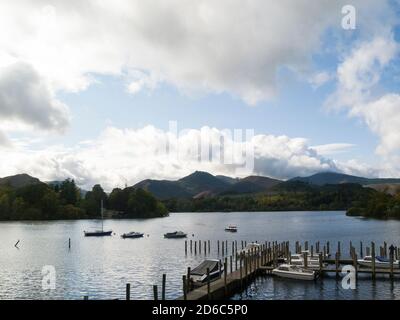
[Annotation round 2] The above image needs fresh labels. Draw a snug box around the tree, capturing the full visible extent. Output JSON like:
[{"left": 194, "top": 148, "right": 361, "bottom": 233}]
[{"left": 59, "top": 179, "right": 80, "bottom": 206}]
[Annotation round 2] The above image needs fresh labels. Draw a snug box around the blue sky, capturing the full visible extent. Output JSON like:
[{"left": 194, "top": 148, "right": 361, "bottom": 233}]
[{"left": 0, "top": 1, "right": 399, "bottom": 190}]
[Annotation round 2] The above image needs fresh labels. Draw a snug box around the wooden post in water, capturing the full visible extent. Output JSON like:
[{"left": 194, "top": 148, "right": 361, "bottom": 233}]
[
  {"left": 154, "top": 285, "right": 159, "bottom": 301},
  {"left": 224, "top": 258, "right": 228, "bottom": 297},
  {"left": 337, "top": 241, "right": 341, "bottom": 258},
  {"left": 218, "top": 240, "right": 220, "bottom": 254},
  {"left": 190, "top": 240, "right": 192, "bottom": 253},
  {"left": 349, "top": 241, "right": 352, "bottom": 256},
  {"left": 311, "top": 245, "right": 314, "bottom": 258},
  {"left": 384, "top": 242, "right": 387, "bottom": 257},
  {"left": 222, "top": 241, "right": 225, "bottom": 256},
  {"left": 239, "top": 254, "right": 243, "bottom": 289},
  {"left": 305, "top": 241, "right": 308, "bottom": 251},
  {"left": 208, "top": 240, "right": 211, "bottom": 253},
  {"left": 360, "top": 241, "right": 363, "bottom": 258},
  {"left": 194, "top": 241, "right": 197, "bottom": 255},
  {"left": 68, "top": 238, "right": 71, "bottom": 249},
  {"left": 162, "top": 274, "right": 166, "bottom": 300},
  {"left": 185, "top": 240, "right": 187, "bottom": 254},
  {"left": 390, "top": 250, "right": 394, "bottom": 280},
  {"left": 319, "top": 253, "right": 323, "bottom": 276},
  {"left": 204, "top": 241, "right": 206, "bottom": 256},
  {"left": 371, "top": 242, "right": 376, "bottom": 279},
  {"left": 182, "top": 276, "right": 186, "bottom": 301},
  {"left": 352, "top": 253, "right": 358, "bottom": 279},
  {"left": 186, "top": 268, "right": 191, "bottom": 293},
  {"left": 207, "top": 268, "right": 211, "bottom": 300},
  {"left": 199, "top": 240, "right": 201, "bottom": 254},
  {"left": 303, "top": 252, "right": 308, "bottom": 268},
  {"left": 323, "top": 246, "right": 326, "bottom": 259},
  {"left": 126, "top": 283, "right": 130, "bottom": 300},
  {"left": 316, "top": 241, "right": 320, "bottom": 253},
  {"left": 230, "top": 255, "right": 233, "bottom": 274},
  {"left": 335, "top": 252, "right": 339, "bottom": 277},
  {"left": 327, "top": 241, "right": 330, "bottom": 255}
]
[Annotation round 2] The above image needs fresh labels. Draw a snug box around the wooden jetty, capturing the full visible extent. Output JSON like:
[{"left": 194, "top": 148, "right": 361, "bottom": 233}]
[{"left": 176, "top": 239, "right": 400, "bottom": 300}]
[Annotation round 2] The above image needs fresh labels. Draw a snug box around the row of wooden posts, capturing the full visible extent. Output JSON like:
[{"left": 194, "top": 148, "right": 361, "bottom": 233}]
[{"left": 83, "top": 240, "right": 400, "bottom": 300}]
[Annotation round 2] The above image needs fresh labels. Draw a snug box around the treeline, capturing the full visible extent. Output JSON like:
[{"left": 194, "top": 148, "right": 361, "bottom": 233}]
[
  {"left": 163, "top": 183, "right": 376, "bottom": 212},
  {"left": 0, "top": 179, "right": 168, "bottom": 220},
  {"left": 347, "top": 187, "right": 400, "bottom": 219}
]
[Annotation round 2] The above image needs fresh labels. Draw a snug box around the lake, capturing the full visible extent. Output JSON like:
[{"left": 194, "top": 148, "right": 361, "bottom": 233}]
[{"left": 0, "top": 211, "right": 400, "bottom": 300}]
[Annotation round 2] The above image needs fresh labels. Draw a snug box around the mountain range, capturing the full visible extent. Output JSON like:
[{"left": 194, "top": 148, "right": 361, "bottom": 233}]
[{"left": 1, "top": 171, "right": 400, "bottom": 199}]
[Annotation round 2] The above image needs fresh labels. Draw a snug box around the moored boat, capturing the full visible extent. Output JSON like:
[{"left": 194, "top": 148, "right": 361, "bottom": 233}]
[
  {"left": 357, "top": 255, "right": 400, "bottom": 269},
  {"left": 164, "top": 231, "right": 187, "bottom": 238},
  {"left": 272, "top": 264, "right": 317, "bottom": 281},
  {"left": 121, "top": 231, "right": 144, "bottom": 239},
  {"left": 189, "top": 259, "right": 224, "bottom": 286},
  {"left": 84, "top": 200, "right": 112, "bottom": 237},
  {"left": 225, "top": 225, "right": 238, "bottom": 232}
]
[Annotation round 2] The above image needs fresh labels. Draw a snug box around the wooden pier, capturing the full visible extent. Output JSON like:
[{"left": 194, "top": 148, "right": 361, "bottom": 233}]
[{"left": 176, "top": 240, "right": 400, "bottom": 300}]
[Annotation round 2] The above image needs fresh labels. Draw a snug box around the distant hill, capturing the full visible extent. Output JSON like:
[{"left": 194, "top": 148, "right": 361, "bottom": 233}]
[
  {"left": 223, "top": 176, "right": 281, "bottom": 194},
  {"left": 215, "top": 175, "right": 240, "bottom": 185},
  {"left": 290, "top": 172, "right": 400, "bottom": 186},
  {"left": 133, "top": 179, "right": 192, "bottom": 200},
  {"left": 179, "top": 171, "right": 229, "bottom": 194},
  {"left": 0, "top": 174, "right": 42, "bottom": 189}
]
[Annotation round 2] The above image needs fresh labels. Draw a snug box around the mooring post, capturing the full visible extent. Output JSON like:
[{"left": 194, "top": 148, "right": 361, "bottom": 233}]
[
  {"left": 311, "top": 245, "right": 314, "bottom": 258},
  {"left": 162, "top": 274, "right": 166, "bottom": 300},
  {"left": 224, "top": 258, "right": 228, "bottom": 297},
  {"left": 185, "top": 240, "right": 187, "bottom": 254},
  {"left": 207, "top": 268, "right": 211, "bottom": 300},
  {"left": 239, "top": 254, "right": 243, "bottom": 289},
  {"left": 337, "top": 241, "right": 341, "bottom": 258},
  {"left": 353, "top": 253, "right": 358, "bottom": 279},
  {"left": 208, "top": 240, "right": 211, "bottom": 253},
  {"left": 186, "top": 268, "right": 191, "bottom": 293},
  {"left": 190, "top": 240, "right": 192, "bottom": 253},
  {"left": 323, "top": 246, "right": 326, "bottom": 259},
  {"left": 154, "top": 285, "right": 159, "bottom": 301},
  {"left": 371, "top": 242, "right": 376, "bottom": 279},
  {"left": 350, "top": 241, "right": 352, "bottom": 256},
  {"left": 327, "top": 241, "right": 330, "bottom": 255},
  {"left": 218, "top": 240, "right": 220, "bottom": 254},
  {"left": 204, "top": 241, "right": 206, "bottom": 256},
  {"left": 194, "top": 240, "right": 197, "bottom": 255},
  {"left": 335, "top": 252, "right": 339, "bottom": 277},
  {"left": 390, "top": 249, "right": 394, "bottom": 280},
  {"left": 222, "top": 241, "right": 225, "bottom": 256},
  {"left": 305, "top": 241, "right": 308, "bottom": 251},
  {"left": 199, "top": 240, "right": 201, "bottom": 254},
  {"left": 384, "top": 242, "right": 388, "bottom": 257},
  {"left": 360, "top": 241, "right": 363, "bottom": 258},
  {"left": 68, "top": 238, "right": 71, "bottom": 249},
  {"left": 126, "top": 283, "right": 131, "bottom": 300},
  {"left": 230, "top": 255, "right": 233, "bottom": 274},
  {"left": 319, "top": 253, "right": 323, "bottom": 276},
  {"left": 182, "top": 276, "right": 187, "bottom": 300},
  {"left": 303, "top": 252, "right": 308, "bottom": 268}
]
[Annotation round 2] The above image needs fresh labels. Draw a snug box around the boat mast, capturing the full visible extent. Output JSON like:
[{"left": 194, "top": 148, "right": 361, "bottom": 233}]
[{"left": 101, "top": 199, "right": 104, "bottom": 232}]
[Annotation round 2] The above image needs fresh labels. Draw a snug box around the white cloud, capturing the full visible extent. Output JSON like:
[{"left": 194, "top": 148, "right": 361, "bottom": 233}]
[
  {"left": 0, "top": 63, "right": 70, "bottom": 133},
  {"left": 327, "top": 35, "right": 400, "bottom": 174},
  {"left": 311, "top": 143, "right": 355, "bottom": 156},
  {"left": 308, "top": 72, "right": 332, "bottom": 89},
  {"left": 0, "top": 0, "right": 393, "bottom": 106},
  {"left": 0, "top": 125, "right": 376, "bottom": 191}
]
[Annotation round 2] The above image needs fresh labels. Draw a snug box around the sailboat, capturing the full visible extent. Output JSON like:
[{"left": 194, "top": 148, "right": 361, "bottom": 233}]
[{"left": 84, "top": 200, "right": 113, "bottom": 237}]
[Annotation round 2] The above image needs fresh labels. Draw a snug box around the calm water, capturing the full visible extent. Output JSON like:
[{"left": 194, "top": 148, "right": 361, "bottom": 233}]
[{"left": 0, "top": 211, "right": 400, "bottom": 300}]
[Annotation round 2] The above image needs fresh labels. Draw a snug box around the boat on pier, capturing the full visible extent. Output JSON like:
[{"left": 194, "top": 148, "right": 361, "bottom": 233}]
[
  {"left": 358, "top": 255, "right": 400, "bottom": 269},
  {"left": 272, "top": 264, "right": 317, "bottom": 281},
  {"left": 190, "top": 259, "right": 224, "bottom": 286}
]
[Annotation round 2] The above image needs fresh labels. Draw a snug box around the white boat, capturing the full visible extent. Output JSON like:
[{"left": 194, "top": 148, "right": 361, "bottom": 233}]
[
  {"left": 121, "top": 231, "right": 144, "bottom": 239},
  {"left": 272, "top": 264, "right": 317, "bottom": 281},
  {"left": 357, "top": 255, "right": 400, "bottom": 269},
  {"left": 286, "top": 254, "right": 327, "bottom": 269},
  {"left": 225, "top": 225, "right": 238, "bottom": 232},
  {"left": 190, "top": 259, "right": 224, "bottom": 286},
  {"left": 84, "top": 200, "right": 112, "bottom": 237},
  {"left": 240, "top": 242, "right": 261, "bottom": 255},
  {"left": 164, "top": 231, "right": 187, "bottom": 239}
]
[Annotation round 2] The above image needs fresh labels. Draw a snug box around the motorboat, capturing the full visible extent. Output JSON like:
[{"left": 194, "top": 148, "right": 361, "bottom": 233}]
[
  {"left": 286, "top": 254, "right": 327, "bottom": 269},
  {"left": 357, "top": 255, "right": 400, "bottom": 269},
  {"left": 272, "top": 264, "right": 317, "bottom": 281},
  {"left": 190, "top": 259, "right": 224, "bottom": 286},
  {"left": 164, "top": 231, "right": 187, "bottom": 239},
  {"left": 225, "top": 225, "right": 238, "bottom": 232},
  {"left": 84, "top": 200, "right": 112, "bottom": 237},
  {"left": 121, "top": 231, "right": 144, "bottom": 239}
]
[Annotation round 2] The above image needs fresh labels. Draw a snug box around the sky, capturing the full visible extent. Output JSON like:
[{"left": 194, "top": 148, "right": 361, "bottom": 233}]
[{"left": 0, "top": 1, "right": 400, "bottom": 191}]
